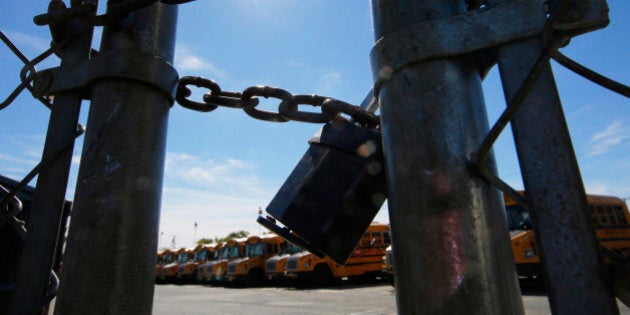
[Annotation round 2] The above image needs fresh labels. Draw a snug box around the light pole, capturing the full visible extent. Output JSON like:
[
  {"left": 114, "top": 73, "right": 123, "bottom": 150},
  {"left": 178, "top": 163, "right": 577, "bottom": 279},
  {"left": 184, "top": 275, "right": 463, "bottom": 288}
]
[
  {"left": 258, "top": 207, "right": 263, "bottom": 236},
  {"left": 194, "top": 222, "right": 198, "bottom": 246}
]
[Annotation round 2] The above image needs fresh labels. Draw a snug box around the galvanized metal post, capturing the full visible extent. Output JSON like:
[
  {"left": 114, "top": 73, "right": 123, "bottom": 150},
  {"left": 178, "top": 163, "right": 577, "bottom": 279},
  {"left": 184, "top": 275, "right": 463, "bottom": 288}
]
[
  {"left": 489, "top": 1, "right": 619, "bottom": 312},
  {"left": 54, "top": 2, "right": 177, "bottom": 314},
  {"left": 9, "top": 3, "right": 95, "bottom": 314},
  {"left": 370, "top": 1, "right": 524, "bottom": 314}
]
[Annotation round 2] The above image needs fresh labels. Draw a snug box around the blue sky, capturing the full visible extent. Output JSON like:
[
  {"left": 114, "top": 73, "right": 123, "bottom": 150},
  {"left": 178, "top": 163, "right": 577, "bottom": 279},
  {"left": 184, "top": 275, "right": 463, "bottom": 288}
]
[{"left": 1, "top": 1, "right": 628, "bottom": 250}]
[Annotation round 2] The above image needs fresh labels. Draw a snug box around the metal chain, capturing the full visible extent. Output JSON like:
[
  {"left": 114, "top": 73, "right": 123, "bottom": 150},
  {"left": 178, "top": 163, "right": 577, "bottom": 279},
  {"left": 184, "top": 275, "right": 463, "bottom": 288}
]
[{"left": 176, "top": 76, "right": 381, "bottom": 127}]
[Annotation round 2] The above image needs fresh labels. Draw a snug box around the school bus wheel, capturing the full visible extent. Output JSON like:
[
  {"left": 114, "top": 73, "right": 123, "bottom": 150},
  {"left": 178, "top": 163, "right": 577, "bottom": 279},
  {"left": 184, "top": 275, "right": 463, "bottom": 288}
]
[
  {"left": 313, "top": 264, "right": 333, "bottom": 287},
  {"left": 246, "top": 268, "right": 264, "bottom": 286}
]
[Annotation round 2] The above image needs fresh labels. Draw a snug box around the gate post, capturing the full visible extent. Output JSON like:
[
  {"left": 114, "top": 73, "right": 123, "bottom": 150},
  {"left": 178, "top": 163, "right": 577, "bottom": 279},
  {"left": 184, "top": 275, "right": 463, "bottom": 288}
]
[
  {"left": 487, "top": 0, "right": 619, "bottom": 312},
  {"left": 370, "top": 0, "right": 524, "bottom": 313},
  {"left": 9, "top": 2, "right": 96, "bottom": 313},
  {"left": 54, "top": 1, "right": 178, "bottom": 313}
]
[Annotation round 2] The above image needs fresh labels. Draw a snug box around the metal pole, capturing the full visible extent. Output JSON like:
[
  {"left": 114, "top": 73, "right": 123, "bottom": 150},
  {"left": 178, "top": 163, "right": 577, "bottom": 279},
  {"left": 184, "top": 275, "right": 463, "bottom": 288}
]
[
  {"left": 488, "top": 4, "right": 619, "bottom": 312},
  {"left": 370, "top": 1, "right": 524, "bottom": 314},
  {"left": 54, "top": 2, "right": 177, "bottom": 313},
  {"left": 10, "top": 3, "right": 95, "bottom": 313}
]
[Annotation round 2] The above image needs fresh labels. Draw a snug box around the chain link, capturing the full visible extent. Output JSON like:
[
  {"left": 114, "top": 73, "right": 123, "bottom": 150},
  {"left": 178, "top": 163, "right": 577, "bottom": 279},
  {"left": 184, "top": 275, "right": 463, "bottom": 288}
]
[{"left": 176, "top": 76, "right": 381, "bottom": 127}]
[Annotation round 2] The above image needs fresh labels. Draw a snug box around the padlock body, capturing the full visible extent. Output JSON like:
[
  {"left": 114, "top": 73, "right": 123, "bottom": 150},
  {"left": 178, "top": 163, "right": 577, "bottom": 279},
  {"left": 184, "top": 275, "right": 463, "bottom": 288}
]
[{"left": 265, "top": 119, "right": 386, "bottom": 265}]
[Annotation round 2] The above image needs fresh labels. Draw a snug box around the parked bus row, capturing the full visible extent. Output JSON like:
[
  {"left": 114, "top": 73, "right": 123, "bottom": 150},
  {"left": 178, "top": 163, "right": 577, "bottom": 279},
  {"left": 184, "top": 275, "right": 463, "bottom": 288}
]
[{"left": 156, "top": 223, "right": 392, "bottom": 287}]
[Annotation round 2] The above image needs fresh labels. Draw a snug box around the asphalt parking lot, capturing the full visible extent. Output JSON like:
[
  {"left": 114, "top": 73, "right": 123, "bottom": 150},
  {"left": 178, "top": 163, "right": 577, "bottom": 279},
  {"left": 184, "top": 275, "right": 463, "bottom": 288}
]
[{"left": 153, "top": 282, "right": 630, "bottom": 315}]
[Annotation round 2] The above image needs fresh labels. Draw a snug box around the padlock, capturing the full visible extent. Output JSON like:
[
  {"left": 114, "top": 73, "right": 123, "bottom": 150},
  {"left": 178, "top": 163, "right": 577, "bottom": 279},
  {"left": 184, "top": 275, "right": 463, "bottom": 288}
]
[{"left": 257, "top": 118, "right": 386, "bottom": 265}]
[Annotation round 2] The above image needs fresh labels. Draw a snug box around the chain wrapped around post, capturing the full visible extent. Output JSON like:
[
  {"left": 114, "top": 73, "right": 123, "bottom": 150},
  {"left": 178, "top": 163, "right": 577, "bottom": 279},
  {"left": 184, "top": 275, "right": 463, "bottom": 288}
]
[{"left": 176, "top": 76, "right": 380, "bottom": 127}]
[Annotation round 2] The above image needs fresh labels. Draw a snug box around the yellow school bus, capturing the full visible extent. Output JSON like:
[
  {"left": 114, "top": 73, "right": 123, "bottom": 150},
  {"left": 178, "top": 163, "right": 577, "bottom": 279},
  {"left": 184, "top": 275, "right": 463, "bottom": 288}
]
[
  {"left": 177, "top": 244, "right": 214, "bottom": 282},
  {"left": 264, "top": 241, "right": 303, "bottom": 282},
  {"left": 155, "top": 249, "right": 171, "bottom": 283},
  {"left": 285, "top": 223, "right": 390, "bottom": 286},
  {"left": 197, "top": 242, "right": 223, "bottom": 282},
  {"left": 204, "top": 238, "right": 246, "bottom": 284},
  {"left": 156, "top": 249, "right": 176, "bottom": 283},
  {"left": 160, "top": 247, "right": 191, "bottom": 282},
  {"left": 381, "top": 245, "right": 393, "bottom": 285},
  {"left": 226, "top": 235, "right": 285, "bottom": 285},
  {"left": 506, "top": 192, "right": 630, "bottom": 288}
]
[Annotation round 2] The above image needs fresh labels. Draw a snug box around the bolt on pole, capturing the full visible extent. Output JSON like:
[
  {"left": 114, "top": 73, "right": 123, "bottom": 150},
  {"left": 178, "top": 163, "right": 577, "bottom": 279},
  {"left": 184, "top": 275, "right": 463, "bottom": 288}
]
[
  {"left": 487, "top": 2, "right": 619, "bottom": 312},
  {"left": 9, "top": 3, "right": 95, "bottom": 314},
  {"left": 370, "top": 0, "right": 524, "bottom": 314},
  {"left": 54, "top": 2, "right": 177, "bottom": 314}
]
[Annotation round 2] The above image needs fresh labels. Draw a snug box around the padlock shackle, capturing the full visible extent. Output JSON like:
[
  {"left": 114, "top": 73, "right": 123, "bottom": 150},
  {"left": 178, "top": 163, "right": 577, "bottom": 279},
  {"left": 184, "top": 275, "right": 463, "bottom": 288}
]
[{"left": 359, "top": 89, "right": 379, "bottom": 113}]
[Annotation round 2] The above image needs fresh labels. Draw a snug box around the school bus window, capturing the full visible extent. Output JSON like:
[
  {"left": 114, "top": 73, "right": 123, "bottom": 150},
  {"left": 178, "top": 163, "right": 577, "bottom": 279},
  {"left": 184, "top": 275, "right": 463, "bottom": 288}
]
[
  {"left": 359, "top": 233, "right": 371, "bottom": 246},
  {"left": 369, "top": 233, "right": 380, "bottom": 246},
  {"left": 377, "top": 232, "right": 384, "bottom": 245},
  {"left": 506, "top": 204, "right": 532, "bottom": 230},
  {"left": 384, "top": 231, "right": 391, "bottom": 245},
  {"left": 597, "top": 205, "right": 608, "bottom": 224},
  {"left": 605, "top": 205, "right": 617, "bottom": 224},
  {"left": 589, "top": 206, "right": 599, "bottom": 224},
  {"left": 369, "top": 233, "right": 376, "bottom": 245},
  {"left": 615, "top": 205, "right": 628, "bottom": 224}
]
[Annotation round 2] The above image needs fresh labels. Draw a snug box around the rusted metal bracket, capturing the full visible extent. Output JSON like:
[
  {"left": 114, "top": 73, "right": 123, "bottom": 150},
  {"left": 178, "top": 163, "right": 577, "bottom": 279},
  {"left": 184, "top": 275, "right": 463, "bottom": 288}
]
[
  {"left": 32, "top": 49, "right": 179, "bottom": 104},
  {"left": 370, "top": 0, "right": 608, "bottom": 86}
]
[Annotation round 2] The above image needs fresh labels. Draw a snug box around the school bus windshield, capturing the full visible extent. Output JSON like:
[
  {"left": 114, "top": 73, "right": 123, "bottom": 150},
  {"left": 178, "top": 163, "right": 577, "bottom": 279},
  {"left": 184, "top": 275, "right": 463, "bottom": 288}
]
[
  {"left": 245, "top": 243, "right": 263, "bottom": 257},
  {"left": 194, "top": 250, "right": 209, "bottom": 261},
  {"left": 506, "top": 204, "right": 532, "bottom": 231},
  {"left": 163, "top": 254, "right": 174, "bottom": 264},
  {"left": 177, "top": 253, "right": 189, "bottom": 263},
  {"left": 217, "top": 247, "right": 229, "bottom": 259},
  {"left": 283, "top": 242, "right": 302, "bottom": 255},
  {"left": 226, "top": 245, "right": 240, "bottom": 258}
]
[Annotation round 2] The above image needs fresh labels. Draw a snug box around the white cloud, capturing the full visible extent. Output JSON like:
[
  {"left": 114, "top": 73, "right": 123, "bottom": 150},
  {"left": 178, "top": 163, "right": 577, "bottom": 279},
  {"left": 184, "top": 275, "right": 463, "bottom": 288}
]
[
  {"left": 1, "top": 30, "right": 50, "bottom": 52},
  {"left": 584, "top": 181, "right": 611, "bottom": 195},
  {"left": 316, "top": 71, "right": 342, "bottom": 95},
  {"left": 284, "top": 59, "right": 343, "bottom": 95},
  {"left": 587, "top": 121, "right": 624, "bottom": 156},
  {"left": 0, "top": 152, "right": 36, "bottom": 166},
  {"left": 174, "top": 45, "right": 227, "bottom": 78},
  {"left": 159, "top": 207, "right": 263, "bottom": 250},
  {"left": 283, "top": 59, "right": 307, "bottom": 69},
  {"left": 0, "top": 135, "right": 45, "bottom": 178},
  {"left": 71, "top": 154, "right": 82, "bottom": 165},
  {"left": 583, "top": 179, "right": 630, "bottom": 199},
  {"left": 159, "top": 152, "right": 275, "bottom": 248},
  {"left": 164, "top": 152, "right": 264, "bottom": 194},
  {"left": 567, "top": 104, "right": 593, "bottom": 120}
]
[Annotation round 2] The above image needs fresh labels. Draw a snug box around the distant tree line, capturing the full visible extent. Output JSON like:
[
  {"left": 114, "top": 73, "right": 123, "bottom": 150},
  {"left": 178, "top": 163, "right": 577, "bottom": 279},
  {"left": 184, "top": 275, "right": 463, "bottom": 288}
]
[{"left": 196, "top": 230, "right": 250, "bottom": 245}]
